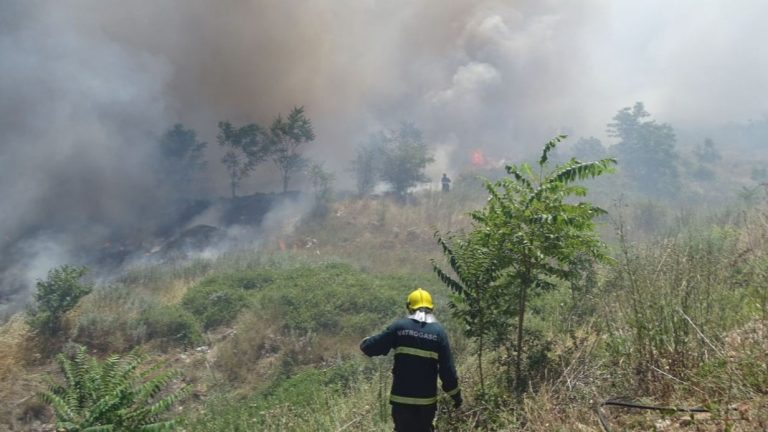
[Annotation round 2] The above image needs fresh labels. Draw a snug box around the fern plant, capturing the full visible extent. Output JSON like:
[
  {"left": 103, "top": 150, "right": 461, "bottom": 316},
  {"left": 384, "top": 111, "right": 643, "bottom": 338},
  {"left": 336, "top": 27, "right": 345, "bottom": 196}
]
[{"left": 40, "top": 346, "right": 188, "bottom": 431}]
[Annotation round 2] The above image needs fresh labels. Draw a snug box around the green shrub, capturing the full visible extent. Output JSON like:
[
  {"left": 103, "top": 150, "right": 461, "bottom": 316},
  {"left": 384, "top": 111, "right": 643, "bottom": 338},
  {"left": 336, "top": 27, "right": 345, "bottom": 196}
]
[
  {"left": 604, "top": 223, "right": 753, "bottom": 393},
  {"left": 181, "top": 280, "right": 250, "bottom": 330},
  {"left": 179, "top": 268, "right": 282, "bottom": 332},
  {"left": 140, "top": 304, "right": 203, "bottom": 349},
  {"left": 212, "top": 262, "right": 434, "bottom": 386},
  {"left": 254, "top": 263, "right": 405, "bottom": 336},
  {"left": 71, "top": 284, "right": 151, "bottom": 353},
  {"left": 197, "top": 268, "right": 278, "bottom": 291},
  {"left": 27, "top": 265, "right": 92, "bottom": 337},
  {"left": 187, "top": 360, "right": 371, "bottom": 431},
  {"left": 72, "top": 311, "right": 145, "bottom": 353}
]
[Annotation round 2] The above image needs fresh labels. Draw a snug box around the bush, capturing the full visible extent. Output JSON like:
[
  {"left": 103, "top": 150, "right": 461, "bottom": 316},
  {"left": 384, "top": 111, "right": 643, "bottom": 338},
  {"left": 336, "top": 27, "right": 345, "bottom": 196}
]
[
  {"left": 181, "top": 278, "right": 250, "bottom": 330},
  {"left": 603, "top": 224, "right": 752, "bottom": 393},
  {"left": 180, "top": 269, "right": 281, "bottom": 332},
  {"left": 213, "top": 262, "right": 429, "bottom": 385},
  {"left": 72, "top": 311, "right": 144, "bottom": 353},
  {"left": 70, "top": 284, "right": 151, "bottom": 353},
  {"left": 255, "top": 263, "right": 406, "bottom": 336},
  {"left": 215, "top": 311, "right": 281, "bottom": 384},
  {"left": 27, "top": 265, "right": 92, "bottom": 337},
  {"left": 187, "top": 360, "right": 374, "bottom": 431},
  {"left": 140, "top": 304, "right": 203, "bottom": 349}
]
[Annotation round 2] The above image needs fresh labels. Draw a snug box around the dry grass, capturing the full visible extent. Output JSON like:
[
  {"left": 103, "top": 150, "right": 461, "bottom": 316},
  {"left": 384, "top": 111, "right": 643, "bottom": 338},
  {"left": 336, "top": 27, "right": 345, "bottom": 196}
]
[
  {"left": 0, "top": 314, "right": 28, "bottom": 380},
  {"left": 0, "top": 315, "right": 54, "bottom": 431},
  {"left": 289, "top": 196, "right": 475, "bottom": 275},
  {"left": 156, "top": 278, "right": 196, "bottom": 305}
]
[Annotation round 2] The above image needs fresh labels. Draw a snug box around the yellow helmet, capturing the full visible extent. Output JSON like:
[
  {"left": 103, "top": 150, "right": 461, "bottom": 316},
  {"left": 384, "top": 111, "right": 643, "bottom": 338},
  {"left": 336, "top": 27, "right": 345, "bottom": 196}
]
[{"left": 407, "top": 288, "right": 433, "bottom": 311}]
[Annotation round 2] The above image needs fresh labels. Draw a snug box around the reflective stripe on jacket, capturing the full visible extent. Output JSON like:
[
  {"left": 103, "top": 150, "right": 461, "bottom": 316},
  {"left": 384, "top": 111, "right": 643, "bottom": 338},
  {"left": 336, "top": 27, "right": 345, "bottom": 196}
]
[{"left": 360, "top": 317, "right": 460, "bottom": 405}]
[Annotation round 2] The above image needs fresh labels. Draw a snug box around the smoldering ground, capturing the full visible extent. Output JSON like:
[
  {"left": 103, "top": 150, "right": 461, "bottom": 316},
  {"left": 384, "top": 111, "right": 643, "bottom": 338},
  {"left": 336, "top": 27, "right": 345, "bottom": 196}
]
[{"left": 2, "top": 0, "right": 768, "bottom": 316}]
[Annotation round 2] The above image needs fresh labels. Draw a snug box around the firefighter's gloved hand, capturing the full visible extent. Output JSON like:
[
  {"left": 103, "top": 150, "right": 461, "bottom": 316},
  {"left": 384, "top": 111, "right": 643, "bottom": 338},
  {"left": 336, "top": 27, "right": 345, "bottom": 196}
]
[{"left": 451, "top": 393, "right": 463, "bottom": 409}]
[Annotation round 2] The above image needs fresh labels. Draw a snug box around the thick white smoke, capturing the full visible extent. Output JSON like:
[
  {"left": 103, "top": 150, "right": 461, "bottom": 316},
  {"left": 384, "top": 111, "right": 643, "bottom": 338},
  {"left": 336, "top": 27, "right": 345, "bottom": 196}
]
[{"left": 2, "top": 0, "right": 768, "bottom": 315}]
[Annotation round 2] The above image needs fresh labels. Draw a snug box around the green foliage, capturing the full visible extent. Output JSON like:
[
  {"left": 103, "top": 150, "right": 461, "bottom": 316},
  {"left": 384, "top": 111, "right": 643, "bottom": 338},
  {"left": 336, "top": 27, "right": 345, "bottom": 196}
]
[
  {"left": 737, "top": 185, "right": 763, "bottom": 207},
  {"left": 271, "top": 106, "right": 314, "bottom": 192},
  {"left": 608, "top": 102, "right": 679, "bottom": 197},
  {"left": 306, "top": 162, "right": 335, "bottom": 218},
  {"left": 181, "top": 276, "right": 251, "bottom": 330},
  {"left": 264, "top": 361, "right": 362, "bottom": 406},
  {"left": 750, "top": 165, "right": 767, "bottom": 182},
  {"left": 179, "top": 263, "right": 405, "bottom": 335},
  {"left": 70, "top": 285, "right": 152, "bottom": 353},
  {"left": 39, "top": 346, "right": 188, "bottom": 431},
  {"left": 435, "top": 135, "right": 615, "bottom": 393},
  {"left": 28, "top": 265, "right": 92, "bottom": 337},
  {"left": 158, "top": 124, "right": 207, "bottom": 198},
  {"left": 187, "top": 360, "right": 375, "bottom": 431},
  {"left": 694, "top": 137, "right": 721, "bottom": 164},
  {"left": 605, "top": 222, "right": 754, "bottom": 393},
  {"left": 351, "top": 139, "right": 381, "bottom": 196},
  {"left": 432, "top": 232, "right": 500, "bottom": 393},
  {"left": 377, "top": 122, "right": 435, "bottom": 199},
  {"left": 255, "top": 262, "right": 403, "bottom": 336},
  {"left": 692, "top": 164, "right": 716, "bottom": 181},
  {"left": 217, "top": 120, "right": 273, "bottom": 198},
  {"left": 139, "top": 305, "right": 203, "bottom": 349},
  {"left": 568, "top": 136, "right": 607, "bottom": 161},
  {"left": 73, "top": 311, "right": 144, "bottom": 354}
]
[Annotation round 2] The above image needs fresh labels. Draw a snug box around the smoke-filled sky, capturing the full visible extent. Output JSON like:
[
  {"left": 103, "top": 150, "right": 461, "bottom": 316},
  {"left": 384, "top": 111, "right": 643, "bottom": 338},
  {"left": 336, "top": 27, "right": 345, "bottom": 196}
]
[
  {"left": 1, "top": 0, "right": 768, "bottom": 311},
  {"left": 3, "top": 1, "right": 768, "bottom": 189}
]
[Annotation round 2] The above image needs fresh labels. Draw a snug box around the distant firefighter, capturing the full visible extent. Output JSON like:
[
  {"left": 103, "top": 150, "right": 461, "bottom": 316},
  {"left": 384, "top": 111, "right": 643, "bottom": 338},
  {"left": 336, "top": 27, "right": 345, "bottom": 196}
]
[{"left": 441, "top": 173, "right": 451, "bottom": 192}]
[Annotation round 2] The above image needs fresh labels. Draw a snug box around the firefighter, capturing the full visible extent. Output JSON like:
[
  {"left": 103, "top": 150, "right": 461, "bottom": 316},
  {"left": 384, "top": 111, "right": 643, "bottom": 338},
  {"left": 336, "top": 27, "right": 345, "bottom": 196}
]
[
  {"left": 360, "top": 288, "right": 462, "bottom": 432},
  {"left": 441, "top": 173, "right": 451, "bottom": 192}
]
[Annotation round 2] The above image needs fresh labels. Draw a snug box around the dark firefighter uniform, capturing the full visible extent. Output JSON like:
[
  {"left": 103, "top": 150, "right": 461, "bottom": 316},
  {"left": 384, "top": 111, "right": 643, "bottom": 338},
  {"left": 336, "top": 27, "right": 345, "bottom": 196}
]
[{"left": 360, "top": 288, "right": 461, "bottom": 432}]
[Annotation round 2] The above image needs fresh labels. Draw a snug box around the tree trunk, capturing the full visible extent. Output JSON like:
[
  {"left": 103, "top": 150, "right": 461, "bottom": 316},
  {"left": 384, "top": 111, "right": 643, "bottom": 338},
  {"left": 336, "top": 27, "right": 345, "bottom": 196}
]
[
  {"left": 478, "top": 293, "right": 485, "bottom": 395},
  {"left": 230, "top": 177, "right": 237, "bottom": 198},
  {"left": 514, "top": 276, "right": 529, "bottom": 395},
  {"left": 478, "top": 330, "right": 485, "bottom": 396},
  {"left": 283, "top": 172, "right": 289, "bottom": 193}
]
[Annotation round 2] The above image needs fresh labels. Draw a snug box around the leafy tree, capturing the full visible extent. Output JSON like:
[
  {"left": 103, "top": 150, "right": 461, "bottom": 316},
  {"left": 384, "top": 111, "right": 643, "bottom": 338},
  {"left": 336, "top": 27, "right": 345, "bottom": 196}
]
[
  {"left": 691, "top": 165, "right": 716, "bottom": 182},
  {"left": 158, "top": 124, "right": 207, "bottom": 198},
  {"left": 217, "top": 121, "right": 272, "bottom": 198},
  {"left": 608, "top": 102, "right": 679, "bottom": 197},
  {"left": 434, "top": 136, "right": 615, "bottom": 393},
  {"left": 307, "top": 162, "right": 335, "bottom": 201},
  {"left": 694, "top": 138, "right": 721, "bottom": 164},
  {"left": 569, "top": 136, "right": 607, "bottom": 161},
  {"left": 432, "top": 231, "right": 501, "bottom": 395},
  {"left": 40, "top": 346, "right": 188, "bottom": 431},
  {"left": 751, "top": 165, "right": 768, "bottom": 182},
  {"left": 307, "top": 162, "right": 335, "bottom": 218},
  {"left": 351, "top": 138, "right": 382, "bottom": 197},
  {"left": 28, "top": 265, "right": 92, "bottom": 337},
  {"left": 271, "top": 106, "right": 315, "bottom": 193},
  {"left": 738, "top": 185, "right": 763, "bottom": 207},
  {"left": 378, "top": 122, "right": 434, "bottom": 199}
]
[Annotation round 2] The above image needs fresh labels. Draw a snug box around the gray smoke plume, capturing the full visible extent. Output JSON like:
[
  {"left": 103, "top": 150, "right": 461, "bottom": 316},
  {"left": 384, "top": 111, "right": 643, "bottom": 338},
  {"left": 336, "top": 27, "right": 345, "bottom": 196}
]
[{"left": 2, "top": 0, "right": 768, "bottom": 315}]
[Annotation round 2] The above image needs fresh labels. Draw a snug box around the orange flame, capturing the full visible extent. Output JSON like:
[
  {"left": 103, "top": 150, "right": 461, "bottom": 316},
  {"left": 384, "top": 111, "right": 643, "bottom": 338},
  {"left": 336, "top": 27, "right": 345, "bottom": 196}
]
[{"left": 471, "top": 149, "right": 486, "bottom": 167}]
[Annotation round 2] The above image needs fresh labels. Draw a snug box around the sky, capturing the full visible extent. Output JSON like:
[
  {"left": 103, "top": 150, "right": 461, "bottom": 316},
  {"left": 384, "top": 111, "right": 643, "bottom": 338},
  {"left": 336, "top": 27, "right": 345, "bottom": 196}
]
[{"left": 1, "top": 0, "right": 767, "bottom": 312}]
